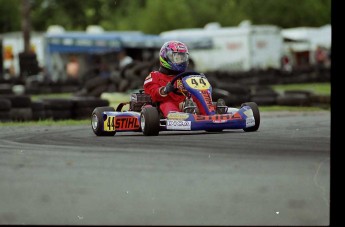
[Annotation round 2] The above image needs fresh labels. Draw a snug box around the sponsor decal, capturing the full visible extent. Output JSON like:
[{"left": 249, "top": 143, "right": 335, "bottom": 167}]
[
  {"left": 200, "top": 90, "right": 215, "bottom": 112},
  {"left": 232, "top": 112, "right": 242, "bottom": 119},
  {"left": 246, "top": 116, "right": 255, "bottom": 127},
  {"left": 104, "top": 116, "right": 140, "bottom": 131},
  {"left": 194, "top": 113, "right": 242, "bottom": 121},
  {"left": 176, "top": 79, "right": 188, "bottom": 93},
  {"left": 243, "top": 109, "right": 254, "bottom": 117},
  {"left": 167, "top": 112, "right": 189, "bottom": 120},
  {"left": 212, "top": 120, "right": 227, "bottom": 123},
  {"left": 166, "top": 120, "right": 191, "bottom": 130}
]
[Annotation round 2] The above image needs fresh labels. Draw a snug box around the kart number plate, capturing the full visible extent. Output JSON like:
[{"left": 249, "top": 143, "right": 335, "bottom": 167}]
[
  {"left": 185, "top": 76, "right": 211, "bottom": 90},
  {"left": 104, "top": 116, "right": 115, "bottom": 131}
]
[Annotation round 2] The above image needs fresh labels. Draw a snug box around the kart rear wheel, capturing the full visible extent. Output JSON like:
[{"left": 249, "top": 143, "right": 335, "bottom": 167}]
[
  {"left": 141, "top": 107, "right": 160, "bottom": 136},
  {"left": 241, "top": 102, "right": 260, "bottom": 132},
  {"left": 91, "top": 106, "right": 116, "bottom": 136}
]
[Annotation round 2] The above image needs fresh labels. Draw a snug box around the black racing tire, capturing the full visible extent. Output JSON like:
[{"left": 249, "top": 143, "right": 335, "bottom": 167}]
[
  {"left": 0, "top": 111, "right": 11, "bottom": 122},
  {"left": 73, "top": 107, "right": 94, "bottom": 119},
  {"left": 250, "top": 95, "right": 277, "bottom": 106},
  {"left": 31, "top": 101, "right": 45, "bottom": 111},
  {"left": 91, "top": 106, "right": 116, "bottom": 136},
  {"left": 32, "top": 110, "right": 45, "bottom": 121},
  {"left": 118, "top": 79, "right": 129, "bottom": 92},
  {"left": 10, "top": 108, "right": 33, "bottom": 121},
  {"left": 140, "top": 107, "right": 160, "bottom": 136},
  {"left": 89, "top": 84, "right": 109, "bottom": 97},
  {"left": 0, "top": 98, "right": 11, "bottom": 111},
  {"left": 84, "top": 77, "right": 109, "bottom": 91},
  {"left": 72, "top": 97, "right": 110, "bottom": 109},
  {"left": 1, "top": 95, "right": 31, "bottom": 108},
  {"left": 241, "top": 102, "right": 260, "bottom": 132},
  {"left": 276, "top": 94, "right": 311, "bottom": 106},
  {"left": 42, "top": 99, "right": 73, "bottom": 110},
  {"left": 0, "top": 84, "right": 13, "bottom": 94},
  {"left": 50, "top": 110, "right": 72, "bottom": 120},
  {"left": 212, "top": 88, "right": 230, "bottom": 101}
]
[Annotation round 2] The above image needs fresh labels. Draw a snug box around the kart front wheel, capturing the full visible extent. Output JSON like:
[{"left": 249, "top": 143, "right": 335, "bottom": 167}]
[
  {"left": 241, "top": 102, "right": 260, "bottom": 132},
  {"left": 140, "top": 107, "right": 160, "bottom": 136},
  {"left": 91, "top": 106, "right": 116, "bottom": 136}
]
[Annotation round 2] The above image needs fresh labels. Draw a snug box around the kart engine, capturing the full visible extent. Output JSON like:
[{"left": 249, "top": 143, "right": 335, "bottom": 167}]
[{"left": 130, "top": 90, "right": 153, "bottom": 112}]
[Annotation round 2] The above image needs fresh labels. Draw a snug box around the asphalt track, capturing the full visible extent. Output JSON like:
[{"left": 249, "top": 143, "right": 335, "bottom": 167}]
[{"left": 0, "top": 111, "right": 330, "bottom": 225}]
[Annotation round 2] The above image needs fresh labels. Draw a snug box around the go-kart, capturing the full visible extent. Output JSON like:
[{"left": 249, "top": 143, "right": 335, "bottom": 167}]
[{"left": 91, "top": 71, "right": 260, "bottom": 136}]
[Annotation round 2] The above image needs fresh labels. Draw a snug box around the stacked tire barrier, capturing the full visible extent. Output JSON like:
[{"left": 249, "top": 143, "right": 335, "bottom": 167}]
[
  {"left": 62, "top": 60, "right": 331, "bottom": 108},
  {"left": 0, "top": 62, "right": 330, "bottom": 122},
  {"left": 74, "top": 59, "right": 159, "bottom": 97},
  {"left": 0, "top": 98, "right": 11, "bottom": 122},
  {"left": 1, "top": 95, "right": 33, "bottom": 121},
  {"left": 206, "top": 66, "right": 330, "bottom": 108},
  {"left": 70, "top": 97, "right": 110, "bottom": 120},
  {"left": 0, "top": 94, "right": 110, "bottom": 122}
]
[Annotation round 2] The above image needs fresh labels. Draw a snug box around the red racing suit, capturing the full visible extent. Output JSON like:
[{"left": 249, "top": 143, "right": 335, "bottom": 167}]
[{"left": 143, "top": 71, "right": 187, "bottom": 117}]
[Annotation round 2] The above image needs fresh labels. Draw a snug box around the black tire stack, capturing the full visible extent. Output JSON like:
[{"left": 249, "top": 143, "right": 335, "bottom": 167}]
[
  {"left": 0, "top": 83, "right": 13, "bottom": 95},
  {"left": 31, "top": 101, "right": 46, "bottom": 120},
  {"left": 0, "top": 98, "right": 11, "bottom": 122},
  {"left": 250, "top": 85, "right": 279, "bottom": 106},
  {"left": 42, "top": 98, "right": 74, "bottom": 120},
  {"left": 218, "top": 83, "right": 251, "bottom": 107},
  {"left": 276, "top": 90, "right": 313, "bottom": 106},
  {"left": 0, "top": 92, "right": 110, "bottom": 122},
  {"left": 122, "top": 61, "right": 154, "bottom": 91},
  {"left": 71, "top": 97, "right": 110, "bottom": 120},
  {"left": 0, "top": 95, "right": 33, "bottom": 121},
  {"left": 83, "top": 76, "right": 111, "bottom": 97},
  {"left": 74, "top": 59, "right": 159, "bottom": 97}
]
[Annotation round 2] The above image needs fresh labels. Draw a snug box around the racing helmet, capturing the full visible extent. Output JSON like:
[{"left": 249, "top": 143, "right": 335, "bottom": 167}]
[{"left": 159, "top": 41, "right": 189, "bottom": 74}]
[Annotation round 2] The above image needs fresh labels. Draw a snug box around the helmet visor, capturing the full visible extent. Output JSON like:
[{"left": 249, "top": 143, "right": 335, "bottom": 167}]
[{"left": 167, "top": 51, "right": 189, "bottom": 64}]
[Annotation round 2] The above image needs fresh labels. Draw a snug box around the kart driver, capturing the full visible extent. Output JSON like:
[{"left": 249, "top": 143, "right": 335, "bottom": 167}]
[{"left": 143, "top": 40, "right": 192, "bottom": 117}]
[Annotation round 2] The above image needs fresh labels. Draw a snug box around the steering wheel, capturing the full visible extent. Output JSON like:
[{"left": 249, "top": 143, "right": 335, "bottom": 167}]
[
  {"left": 169, "top": 71, "right": 201, "bottom": 85},
  {"left": 168, "top": 71, "right": 202, "bottom": 94}
]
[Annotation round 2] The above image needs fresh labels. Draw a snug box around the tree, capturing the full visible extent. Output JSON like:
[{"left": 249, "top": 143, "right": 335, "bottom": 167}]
[
  {"left": 0, "top": 0, "right": 21, "bottom": 33},
  {"left": 0, "top": 0, "right": 331, "bottom": 34}
]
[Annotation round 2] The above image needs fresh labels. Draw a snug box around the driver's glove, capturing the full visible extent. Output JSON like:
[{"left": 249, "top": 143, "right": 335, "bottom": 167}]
[{"left": 162, "top": 82, "right": 174, "bottom": 95}]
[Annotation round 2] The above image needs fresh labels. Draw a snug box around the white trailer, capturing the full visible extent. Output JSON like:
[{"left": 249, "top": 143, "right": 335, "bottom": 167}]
[
  {"left": 160, "top": 22, "right": 283, "bottom": 72},
  {"left": 1, "top": 31, "right": 45, "bottom": 78},
  {"left": 281, "top": 24, "right": 331, "bottom": 66}
]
